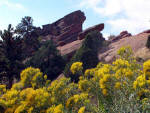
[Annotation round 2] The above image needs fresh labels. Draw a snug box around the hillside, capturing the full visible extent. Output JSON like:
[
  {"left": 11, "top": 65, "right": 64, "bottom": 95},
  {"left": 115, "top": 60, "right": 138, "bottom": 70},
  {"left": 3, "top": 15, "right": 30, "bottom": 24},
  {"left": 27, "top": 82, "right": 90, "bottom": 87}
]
[
  {"left": 99, "top": 32, "right": 150, "bottom": 62},
  {"left": 57, "top": 31, "right": 150, "bottom": 63}
]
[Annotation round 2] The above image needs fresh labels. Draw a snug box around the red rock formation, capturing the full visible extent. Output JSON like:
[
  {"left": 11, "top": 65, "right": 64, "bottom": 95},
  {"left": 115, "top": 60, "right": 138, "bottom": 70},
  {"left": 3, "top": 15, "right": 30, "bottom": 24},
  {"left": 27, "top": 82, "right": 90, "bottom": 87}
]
[
  {"left": 36, "top": 10, "right": 105, "bottom": 47},
  {"left": 58, "top": 41, "right": 66, "bottom": 46},
  {"left": 111, "top": 31, "right": 132, "bottom": 42},
  {"left": 36, "top": 10, "right": 86, "bottom": 46},
  {"left": 78, "top": 23, "right": 104, "bottom": 40},
  {"left": 99, "top": 32, "right": 150, "bottom": 63},
  {"left": 142, "top": 29, "right": 150, "bottom": 33}
]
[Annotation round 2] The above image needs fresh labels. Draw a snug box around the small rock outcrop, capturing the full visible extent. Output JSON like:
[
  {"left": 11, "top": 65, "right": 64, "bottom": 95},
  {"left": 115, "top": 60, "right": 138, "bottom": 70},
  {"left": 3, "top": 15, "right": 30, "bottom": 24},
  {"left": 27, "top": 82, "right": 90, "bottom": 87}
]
[
  {"left": 111, "top": 31, "right": 132, "bottom": 42},
  {"left": 36, "top": 10, "right": 86, "bottom": 46},
  {"left": 78, "top": 23, "right": 104, "bottom": 40},
  {"left": 142, "top": 29, "right": 150, "bottom": 34}
]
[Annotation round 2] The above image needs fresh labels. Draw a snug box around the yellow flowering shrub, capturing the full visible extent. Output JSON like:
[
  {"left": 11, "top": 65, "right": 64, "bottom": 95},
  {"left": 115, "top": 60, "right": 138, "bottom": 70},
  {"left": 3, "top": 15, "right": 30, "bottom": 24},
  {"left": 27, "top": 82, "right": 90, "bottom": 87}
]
[
  {"left": 84, "top": 68, "right": 95, "bottom": 78},
  {"left": 117, "top": 46, "right": 133, "bottom": 60},
  {"left": 47, "top": 77, "right": 78, "bottom": 105},
  {"left": 78, "top": 79, "right": 91, "bottom": 92},
  {"left": 77, "top": 46, "right": 149, "bottom": 112},
  {"left": 132, "top": 60, "right": 150, "bottom": 100},
  {"left": 70, "top": 62, "right": 83, "bottom": 74},
  {"left": 143, "top": 60, "right": 150, "bottom": 80},
  {"left": 114, "top": 82, "right": 121, "bottom": 89},
  {"left": 20, "top": 67, "right": 47, "bottom": 89},
  {"left": 66, "top": 93, "right": 89, "bottom": 110},
  {"left": 46, "top": 104, "right": 64, "bottom": 113},
  {"left": 12, "top": 83, "right": 23, "bottom": 91},
  {"left": 0, "top": 85, "right": 6, "bottom": 95},
  {"left": 78, "top": 106, "right": 85, "bottom": 113},
  {"left": 1, "top": 46, "right": 150, "bottom": 113}
]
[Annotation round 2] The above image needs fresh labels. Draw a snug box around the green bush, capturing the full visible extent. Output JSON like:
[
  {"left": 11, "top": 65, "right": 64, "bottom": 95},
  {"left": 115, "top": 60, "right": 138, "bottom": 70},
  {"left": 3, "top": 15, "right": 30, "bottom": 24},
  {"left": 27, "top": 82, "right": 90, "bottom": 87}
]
[
  {"left": 26, "top": 40, "right": 66, "bottom": 80},
  {"left": 64, "top": 31, "right": 105, "bottom": 81},
  {"left": 146, "top": 35, "right": 150, "bottom": 48}
]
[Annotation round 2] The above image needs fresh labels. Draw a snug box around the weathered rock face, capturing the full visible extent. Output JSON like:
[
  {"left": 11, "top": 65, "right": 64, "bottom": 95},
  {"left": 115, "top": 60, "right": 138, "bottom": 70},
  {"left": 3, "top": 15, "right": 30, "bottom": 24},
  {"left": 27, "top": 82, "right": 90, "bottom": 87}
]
[
  {"left": 142, "top": 29, "right": 150, "bottom": 34},
  {"left": 36, "top": 10, "right": 86, "bottom": 46},
  {"left": 36, "top": 10, "right": 105, "bottom": 47},
  {"left": 99, "top": 32, "right": 150, "bottom": 63},
  {"left": 78, "top": 23, "right": 104, "bottom": 40},
  {"left": 111, "top": 31, "right": 132, "bottom": 42}
]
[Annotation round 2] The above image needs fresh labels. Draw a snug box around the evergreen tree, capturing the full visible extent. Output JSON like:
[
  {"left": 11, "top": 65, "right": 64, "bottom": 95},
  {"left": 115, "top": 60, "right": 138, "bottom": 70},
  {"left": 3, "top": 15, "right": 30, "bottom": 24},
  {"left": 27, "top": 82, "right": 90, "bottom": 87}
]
[
  {"left": 0, "top": 24, "right": 24, "bottom": 87},
  {"left": 26, "top": 40, "right": 66, "bottom": 80},
  {"left": 64, "top": 31, "right": 105, "bottom": 81},
  {"left": 16, "top": 16, "right": 40, "bottom": 57},
  {"left": 146, "top": 35, "right": 150, "bottom": 48},
  {"left": 16, "top": 16, "right": 35, "bottom": 36}
]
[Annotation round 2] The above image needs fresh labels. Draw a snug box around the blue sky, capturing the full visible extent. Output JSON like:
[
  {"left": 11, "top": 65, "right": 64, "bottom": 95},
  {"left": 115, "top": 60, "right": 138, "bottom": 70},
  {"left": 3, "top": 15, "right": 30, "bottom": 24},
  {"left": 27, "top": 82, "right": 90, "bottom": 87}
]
[{"left": 0, "top": 0, "right": 150, "bottom": 38}]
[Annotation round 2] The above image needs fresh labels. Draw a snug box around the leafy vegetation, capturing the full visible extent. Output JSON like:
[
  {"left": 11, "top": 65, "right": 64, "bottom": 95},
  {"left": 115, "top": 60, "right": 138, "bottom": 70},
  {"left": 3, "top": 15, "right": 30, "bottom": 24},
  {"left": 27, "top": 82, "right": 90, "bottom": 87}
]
[
  {"left": 0, "top": 47, "right": 150, "bottom": 113},
  {"left": 0, "top": 25, "right": 25, "bottom": 87},
  {"left": 64, "top": 31, "right": 105, "bottom": 81},
  {"left": 16, "top": 16, "right": 40, "bottom": 57},
  {"left": 0, "top": 17, "right": 41, "bottom": 87},
  {"left": 26, "top": 40, "right": 66, "bottom": 80},
  {"left": 0, "top": 16, "right": 65, "bottom": 87},
  {"left": 146, "top": 35, "right": 150, "bottom": 48}
]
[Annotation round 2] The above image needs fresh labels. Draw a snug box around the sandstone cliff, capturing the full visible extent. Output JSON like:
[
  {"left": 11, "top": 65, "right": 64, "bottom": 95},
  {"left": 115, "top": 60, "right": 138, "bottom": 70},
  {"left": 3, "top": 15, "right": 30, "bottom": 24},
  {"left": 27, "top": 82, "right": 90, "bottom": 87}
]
[
  {"left": 36, "top": 10, "right": 104, "bottom": 46},
  {"left": 36, "top": 10, "right": 85, "bottom": 46}
]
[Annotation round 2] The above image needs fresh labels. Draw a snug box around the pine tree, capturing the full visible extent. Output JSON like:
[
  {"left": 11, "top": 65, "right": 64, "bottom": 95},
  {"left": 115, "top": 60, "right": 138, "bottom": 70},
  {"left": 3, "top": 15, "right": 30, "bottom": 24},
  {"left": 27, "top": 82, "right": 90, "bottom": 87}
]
[
  {"left": 0, "top": 24, "right": 24, "bottom": 87},
  {"left": 26, "top": 40, "right": 66, "bottom": 80},
  {"left": 16, "top": 16, "right": 40, "bottom": 57}
]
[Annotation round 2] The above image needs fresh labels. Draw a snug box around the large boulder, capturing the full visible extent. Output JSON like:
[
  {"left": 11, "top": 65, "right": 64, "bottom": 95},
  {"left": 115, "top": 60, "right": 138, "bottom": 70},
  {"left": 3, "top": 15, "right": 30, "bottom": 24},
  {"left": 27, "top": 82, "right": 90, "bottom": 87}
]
[
  {"left": 142, "top": 29, "right": 150, "bottom": 34},
  {"left": 78, "top": 23, "right": 104, "bottom": 40},
  {"left": 111, "top": 31, "right": 132, "bottom": 42}
]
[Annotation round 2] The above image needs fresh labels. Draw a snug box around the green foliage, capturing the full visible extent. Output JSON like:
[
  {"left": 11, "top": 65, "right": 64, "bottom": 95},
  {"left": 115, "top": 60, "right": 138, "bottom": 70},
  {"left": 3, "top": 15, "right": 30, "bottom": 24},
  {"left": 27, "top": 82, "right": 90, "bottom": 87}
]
[
  {"left": 16, "top": 16, "right": 35, "bottom": 36},
  {"left": 0, "top": 46, "right": 9, "bottom": 81},
  {"left": 0, "top": 17, "right": 40, "bottom": 87},
  {"left": 26, "top": 40, "right": 66, "bottom": 80},
  {"left": 16, "top": 16, "right": 40, "bottom": 57},
  {"left": 64, "top": 31, "right": 105, "bottom": 81},
  {"left": 0, "top": 25, "right": 24, "bottom": 87},
  {"left": 146, "top": 35, "right": 150, "bottom": 48}
]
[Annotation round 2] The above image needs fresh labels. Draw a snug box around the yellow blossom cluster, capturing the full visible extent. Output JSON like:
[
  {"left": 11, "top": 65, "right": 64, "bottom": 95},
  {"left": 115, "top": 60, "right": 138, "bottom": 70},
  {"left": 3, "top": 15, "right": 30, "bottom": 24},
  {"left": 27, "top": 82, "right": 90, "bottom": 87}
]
[
  {"left": 78, "top": 79, "right": 91, "bottom": 92},
  {"left": 78, "top": 106, "right": 85, "bottom": 113},
  {"left": 66, "top": 93, "right": 89, "bottom": 109},
  {"left": 20, "top": 67, "right": 47, "bottom": 89},
  {"left": 84, "top": 68, "right": 95, "bottom": 78},
  {"left": 117, "top": 46, "right": 133, "bottom": 60},
  {"left": 143, "top": 60, "right": 150, "bottom": 80},
  {"left": 0, "top": 85, "right": 6, "bottom": 95},
  {"left": 133, "top": 60, "right": 150, "bottom": 99},
  {"left": 70, "top": 62, "right": 83, "bottom": 74},
  {"left": 46, "top": 104, "right": 64, "bottom": 113}
]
